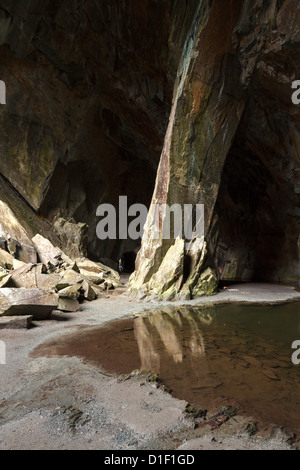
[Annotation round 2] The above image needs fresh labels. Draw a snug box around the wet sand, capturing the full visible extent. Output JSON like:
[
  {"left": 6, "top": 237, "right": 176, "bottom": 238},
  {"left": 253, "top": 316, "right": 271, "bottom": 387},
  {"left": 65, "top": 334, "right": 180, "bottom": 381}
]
[{"left": 0, "top": 283, "right": 300, "bottom": 450}]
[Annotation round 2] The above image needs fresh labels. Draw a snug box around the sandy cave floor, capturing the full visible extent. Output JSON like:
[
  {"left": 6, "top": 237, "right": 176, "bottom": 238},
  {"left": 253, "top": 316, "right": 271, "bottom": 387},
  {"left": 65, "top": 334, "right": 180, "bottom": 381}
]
[{"left": 0, "top": 282, "right": 300, "bottom": 451}]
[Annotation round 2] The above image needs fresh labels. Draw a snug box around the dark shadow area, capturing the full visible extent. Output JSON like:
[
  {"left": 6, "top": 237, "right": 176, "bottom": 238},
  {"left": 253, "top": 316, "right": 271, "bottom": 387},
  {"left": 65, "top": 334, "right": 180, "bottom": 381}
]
[
  {"left": 121, "top": 251, "right": 137, "bottom": 273},
  {"left": 48, "top": 312, "right": 73, "bottom": 322},
  {"left": 215, "top": 80, "right": 300, "bottom": 284}
]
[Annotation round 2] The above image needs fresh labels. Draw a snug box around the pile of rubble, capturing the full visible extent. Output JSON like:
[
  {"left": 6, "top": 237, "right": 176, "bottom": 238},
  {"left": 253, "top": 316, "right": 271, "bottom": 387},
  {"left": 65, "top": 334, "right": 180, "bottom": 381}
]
[{"left": 0, "top": 232, "right": 121, "bottom": 321}]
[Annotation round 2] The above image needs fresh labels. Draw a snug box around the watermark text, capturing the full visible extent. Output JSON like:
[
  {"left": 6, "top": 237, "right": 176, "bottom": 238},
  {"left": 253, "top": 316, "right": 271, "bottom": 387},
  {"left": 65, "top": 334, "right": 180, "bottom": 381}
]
[
  {"left": 292, "top": 80, "right": 300, "bottom": 105},
  {"left": 96, "top": 196, "right": 204, "bottom": 248},
  {"left": 0, "top": 340, "right": 6, "bottom": 365},
  {"left": 0, "top": 80, "right": 6, "bottom": 105}
]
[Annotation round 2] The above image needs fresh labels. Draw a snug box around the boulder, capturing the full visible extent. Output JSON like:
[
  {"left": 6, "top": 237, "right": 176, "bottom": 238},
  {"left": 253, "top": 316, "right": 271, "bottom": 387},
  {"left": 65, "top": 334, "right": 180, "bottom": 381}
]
[
  {"left": 90, "top": 284, "right": 105, "bottom": 298},
  {"left": 32, "top": 234, "right": 62, "bottom": 267},
  {"left": 57, "top": 297, "right": 80, "bottom": 312},
  {"left": 75, "top": 257, "right": 120, "bottom": 285},
  {"left": 77, "top": 268, "right": 104, "bottom": 285},
  {"left": 6, "top": 238, "right": 19, "bottom": 257},
  {"left": 0, "top": 288, "right": 59, "bottom": 319},
  {"left": 0, "top": 315, "right": 33, "bottom": 329},
  {"left": 67, "top": 261, "right": 80, "bottom": 273},
  {"left": 9, "top": 263, "right": 37, "bottom": 288},
  {"left": 0, "top": 237, "right": 7, "bottom": 251},
  {"left": 13, "top": 258, "right": 27, "bottom": 270},
  {"left": 0, "top": 248, "right": 14, "bottom": 269},
  {"left": 58, "top": 284, "right": 82, "bottom": 299},
  {"left": 75, "top": 257, "right": 105, "bottom": 275},
  {"left": 148, "top": 239, "right": 185, "bottom": 300},
  {"left": 0, "top": 201, "right": 37, "bottom": 264},
  {"left": 103, "top": 279, "right": 119, "bottom": 290},
  {"left": 56, "top": 270, "right": 84, "bottom": 289},
  {"left": 54, "top": 217, "right": 88, "bottom": 259},
  {"left": 9, "top": 263, "right": 62, "bottom": 291},
  {"left": 81, "top": 280, "right": 97, "bottom": 301},
  {"left": 36, "top": 268, "right": 62, "bottom": 292},
  {"left": 0, "top": 274, "right": 12, "bottom": 288},
  {"left": 0, "top": 268, "right": 9, "bottom": 280},
  {"left": 0, "top": 273, "right": 11, "bottom": 288},
  {"left": 60, "top": 252, "right": 74, "bottom": 265}
]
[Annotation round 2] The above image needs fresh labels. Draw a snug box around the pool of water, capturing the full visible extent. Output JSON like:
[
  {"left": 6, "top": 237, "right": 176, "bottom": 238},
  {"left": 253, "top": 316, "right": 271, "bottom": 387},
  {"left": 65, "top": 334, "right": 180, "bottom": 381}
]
[{"left": 32, "top": 302, "right": 300, "bottom": 434}]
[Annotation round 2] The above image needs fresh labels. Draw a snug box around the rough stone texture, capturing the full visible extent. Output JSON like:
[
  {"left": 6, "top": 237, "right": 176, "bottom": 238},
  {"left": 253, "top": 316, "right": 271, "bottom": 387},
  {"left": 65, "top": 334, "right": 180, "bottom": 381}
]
[
  {"left": 0, "top": 272, "right": 11, "bottom": 287},
  {"left": 0, "top": 314, "right": 32, "bottom": 329},
  {"left": 131, "top": 0, "right": 300, "bottom": 298},
  {"left": 75, "top": 257, "right": 120, "bottom": 286},
  {"left": 81, "top": 280, "right": 97, "bottom": 302},
  {"left": 0, "top": 246, "right": 117, "bottom": 305},
  {"left": 132, "top": 238, "right": 185, "bottom": 301},
  {"left": 0, "top": 0, "right": 298, "bottom": 297},
  {"left": 0, "top": 0, "right": 200, "bottom": 262},
  {"left": 53, "top": 217, "right": 88, "bottom": 259},
  {"left": 0, "top": 247, "right": 13, "bottom": 269},
  {"left": 9, "top": 263, "right": 61, "bottom": 291},
  {"left": 57, "top": 284, "right": 82, "bottom": 300},
  {"left": 0, "top": 287, "right": 59, "bottom": 319},
  {"left": 131, "top": 0, "right": 246, "bottom": 298},
  {"left": 215, "top": 0, "right": 300, "bottom": 283},
  {"left": 57, "top": 297, "right": 80, "bottom": 313},
  {"left": 148, "top": 238, "right": 185, "bottom": 299},
  {"left": 0, "top": 200, "right": 38, "bottom": 263},
  {"left": 32, "top": 234, "right": 62, "bottom": 267}
]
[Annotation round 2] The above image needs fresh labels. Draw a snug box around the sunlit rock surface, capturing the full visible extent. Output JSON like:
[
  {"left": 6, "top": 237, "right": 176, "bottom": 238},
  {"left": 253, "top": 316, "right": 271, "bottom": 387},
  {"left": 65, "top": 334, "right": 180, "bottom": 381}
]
[
  {"left": 0, "top": 1, "right": 298, "bottom": 298},
  {"left": 131, "top": 0, "right": 300, "bottom": 298},
  {"left": 0, "top": 0, "right": 199, "bottom": 261}
]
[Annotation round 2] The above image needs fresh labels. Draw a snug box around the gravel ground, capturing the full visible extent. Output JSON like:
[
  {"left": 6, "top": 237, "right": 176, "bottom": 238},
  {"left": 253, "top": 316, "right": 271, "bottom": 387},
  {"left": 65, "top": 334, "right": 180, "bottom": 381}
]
[{"left": 0, "top": 283, "right": 299, "bottom": 450}]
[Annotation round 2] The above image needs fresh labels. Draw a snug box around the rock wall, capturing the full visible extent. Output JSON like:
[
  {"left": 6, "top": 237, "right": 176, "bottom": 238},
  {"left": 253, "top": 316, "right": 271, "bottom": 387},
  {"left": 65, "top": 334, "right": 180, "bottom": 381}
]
[
  {"left": 0, "top": 0, "right": 200, "bottom": 261},
  {"left": 130, "top": 0, "right": 300, "bottom": 299},
  {"left": 0, "top": 0, "right": 299, "bottom": 298},
  {"left": 216, "top": 0, "right": 300, "bottom": 284}
]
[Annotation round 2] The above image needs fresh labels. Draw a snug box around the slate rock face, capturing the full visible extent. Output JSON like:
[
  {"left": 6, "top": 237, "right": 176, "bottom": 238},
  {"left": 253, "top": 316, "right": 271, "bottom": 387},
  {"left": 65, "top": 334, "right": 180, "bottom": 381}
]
[
  {"left": 0, "top": 1, "right": 298, "bottom": 299},
  {"left": 0, "top": 201, "right": 38, "bottom": 264},
  {"left": 215, "top": 0, "right": 300, "bottom": 284},
  {"left": 0, "top": 0, "right": 199, "bottom": 261},
  {"left": 53, "top": 218, "right": 88, "bottom": 260},
  {"left": 0, "top": 288, "right": 59, "bottom": 320},
  {"left": 131, "top": 0, "right": 300, "bottom": 298}
]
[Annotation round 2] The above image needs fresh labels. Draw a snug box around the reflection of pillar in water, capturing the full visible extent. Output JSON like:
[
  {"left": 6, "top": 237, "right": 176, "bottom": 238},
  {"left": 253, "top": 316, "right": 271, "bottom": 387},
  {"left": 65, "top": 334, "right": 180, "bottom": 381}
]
[
  {"left": 134, "top": 315, "right": 161, "bottom": 372},
  {"left": 134, "top": 307, "right": 210, "bottom": 377},
  {"left": 179, "top": 308, "right": 206, "bottom": 357},
  {"left": 148, "top": 311, "right": 183, "bottom": 363}
]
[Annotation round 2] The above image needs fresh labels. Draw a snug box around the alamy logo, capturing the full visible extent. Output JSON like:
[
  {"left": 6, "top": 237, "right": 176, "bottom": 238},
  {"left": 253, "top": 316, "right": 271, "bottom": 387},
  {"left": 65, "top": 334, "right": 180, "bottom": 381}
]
[
  {"left": 291, "top": 340, "right": 300, "bottom": 365},
  {"left": 96, "top": 196, "right": 204, "bottom": 248},
  {"left": 0, "top": 340, "right": 6, "bottom": 365},
  {"left": 292, "top": 80, "right": 300, "bottom": 105},
  {"left": 0, "top": 80, "right": 6, "bottom": 104}
]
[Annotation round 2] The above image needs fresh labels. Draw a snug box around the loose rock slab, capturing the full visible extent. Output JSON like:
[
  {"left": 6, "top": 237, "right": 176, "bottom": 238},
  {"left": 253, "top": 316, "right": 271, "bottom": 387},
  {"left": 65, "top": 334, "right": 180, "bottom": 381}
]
[
  {"left": 57, "top": 297, "right": 80, "bottom": 312},
  {"left": 0, "top": 248, "right": 14, "bottom": 269},
  {"left": 0, "top": 201, "right": 38, "bottom": 264},
  {"left": 10, "top": 263, "right": 61, "bottom": 291},
  {"left": 0, "top": 273, "right": 12, "bottom": 288},
  {"left": 0, "top": 315, "right": 33, "bottom": 329},
  {"left": 32, "top": 234, "right": 62, "bottom": 266},
  {"left": 0, "top": 288, "right": 59, "bottom": 320}
]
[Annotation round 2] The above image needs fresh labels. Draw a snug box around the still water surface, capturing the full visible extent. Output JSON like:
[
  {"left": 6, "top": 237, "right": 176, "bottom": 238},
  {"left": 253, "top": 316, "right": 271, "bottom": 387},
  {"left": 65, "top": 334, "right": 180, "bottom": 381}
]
[{"left": 32, "top": 302, "right": 300, "bottom": 433}]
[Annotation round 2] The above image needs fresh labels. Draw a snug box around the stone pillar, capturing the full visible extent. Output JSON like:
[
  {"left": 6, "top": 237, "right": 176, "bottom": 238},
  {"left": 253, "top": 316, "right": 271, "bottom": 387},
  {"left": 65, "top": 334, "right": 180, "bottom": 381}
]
[{"left": 130, "top": 0, "right": 246, "bottom": 300}]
